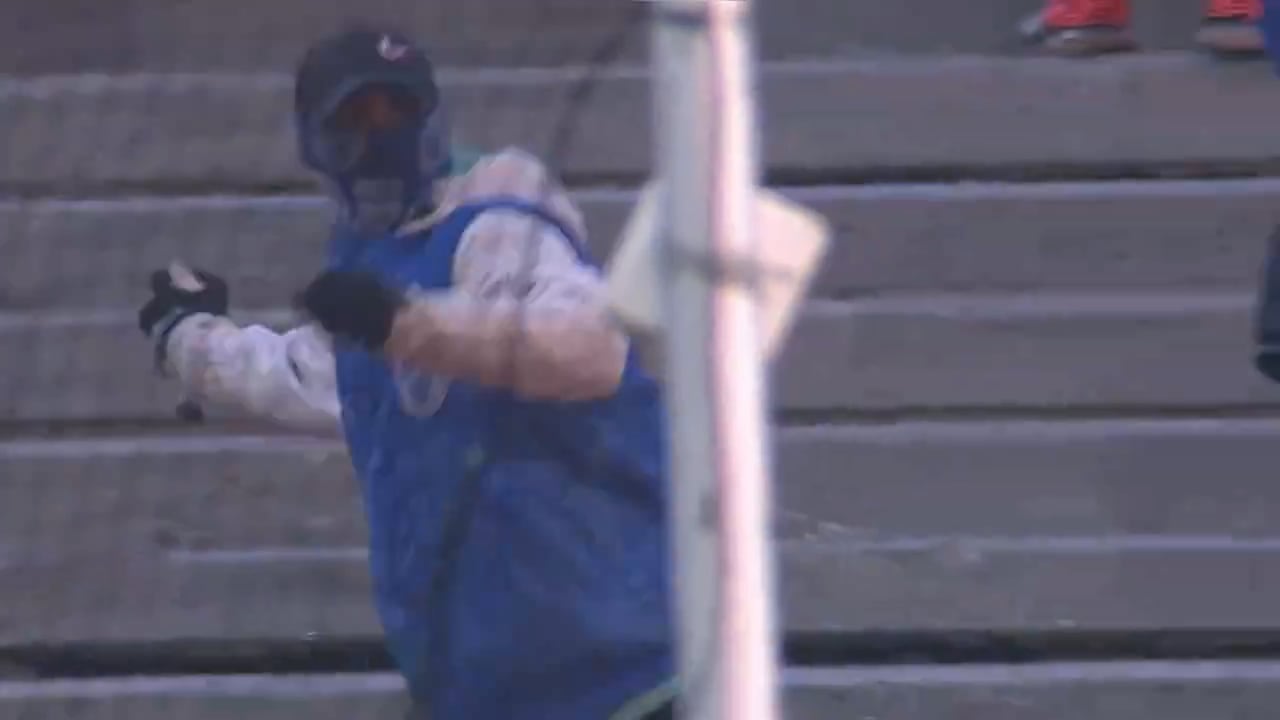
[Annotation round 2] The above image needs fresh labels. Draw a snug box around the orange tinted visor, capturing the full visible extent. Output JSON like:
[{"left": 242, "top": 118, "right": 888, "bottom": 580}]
[{"left": 325, "top": 83, "right": 423, "bottom": 133}]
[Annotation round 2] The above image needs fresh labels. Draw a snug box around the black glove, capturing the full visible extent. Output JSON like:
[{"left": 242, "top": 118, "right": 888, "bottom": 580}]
[
  {"left": 138, "top": 267, "right": 229, "bottom": 340},
  {"left": 296, "top": 270, "right": 407, "bottom": 351},
  {"left": 1256, "top": 226, "right": 1280, "bottom": 384}
]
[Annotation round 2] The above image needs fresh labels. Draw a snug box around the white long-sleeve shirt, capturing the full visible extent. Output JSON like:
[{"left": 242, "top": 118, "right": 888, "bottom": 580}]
[{"left": 163, "top": 147, "right": 627, "bottom": 436}]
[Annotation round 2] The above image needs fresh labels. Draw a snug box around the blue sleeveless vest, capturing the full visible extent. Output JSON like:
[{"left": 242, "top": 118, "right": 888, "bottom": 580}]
[
  {"left": 1262, "top": 0, "right": 1280, "bottom": 74},
  {"left": 328, "top": 198, "right": 675, "bottom": 719}
]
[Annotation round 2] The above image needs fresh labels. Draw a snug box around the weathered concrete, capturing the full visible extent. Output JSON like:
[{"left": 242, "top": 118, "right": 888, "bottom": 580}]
[
  {"left": 775, "top": 420, "right": 1280, "bottom": 538},
  {"left": 5, "top": 56, "right": 1280, "bottom": 194},
  {"left": 0, "top": 674, "right": 411, "bottom": 719},
  {"left": 5, "top": 179, "right": 1280, "bottom": 311},
  {"left": 6, "top": 525, "right": 1280, "bottom": 643},
  {"left": 5, "top": 425, "right": 1280, "bottom": 644},
  {"left": 11, "top": 419, "right": 1280, "bottom": 560},
  {"left": 783, "top": 542, "right": 1280, "bottom": 633},
  {"left": 784, "top": 662, "right": 1280, "bottom": 720},
  {"left": 0, "top": 0, "right": 1234, "bottom": 74},
  {"left": 2, "top": 293, "right": 1272, "bottom": 422},
  {"left": 7, "top": 0, "right": 1278, "bottom": 710},
  {"left": 4, "top": 664, "right": 1280, "bottom": 720}
]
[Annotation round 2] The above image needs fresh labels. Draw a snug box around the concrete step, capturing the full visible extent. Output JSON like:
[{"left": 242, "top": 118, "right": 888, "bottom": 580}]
[
  {"left": 4, "top": 664, "right": 1279, "bottom": 720},
  {"left": 4, "top": 423, "right": 1280, "bottom": 645},
  {"left": 0, "top": 0, "right": 1235, "bottom": 74},
  {"left": 786, "top": 662, "right": 1280, "bottom": 720},
  {"left": 1, "top": 293, "right": 1272, "bottom": 423},
  {"left": 4, "top": 55, "right": 1279, "bottom": 194},
  {"left": 3, "top": 180, "right": 1276, "bottom": 312}
]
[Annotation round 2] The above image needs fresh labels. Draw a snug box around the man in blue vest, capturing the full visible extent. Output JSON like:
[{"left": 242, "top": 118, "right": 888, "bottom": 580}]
[
  {"left": 1262, "top": 0, "right": 1280, "bottom": 67},
  {"left": 138, "top": 25, "right": 677, "bottom": 720},
  {"left": 1253, "top": 2, "right": 1280, "bottom": 383},
  {"left": 1255, "top": 228, "right": 1280, "bottom": 382}
]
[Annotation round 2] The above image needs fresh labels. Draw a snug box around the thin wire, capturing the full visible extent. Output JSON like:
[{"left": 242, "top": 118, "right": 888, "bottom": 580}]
[{"left": 418, "top": 4, "right": 652, "bottom": 711}]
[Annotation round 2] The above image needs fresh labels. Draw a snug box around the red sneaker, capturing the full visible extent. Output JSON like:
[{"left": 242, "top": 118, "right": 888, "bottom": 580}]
[
  {"left": 1020, "top": 0, "right": 1137, "bottom": 56},
  {"left": 1197, "top": 0, "right": 1264, "bottom": 55}
]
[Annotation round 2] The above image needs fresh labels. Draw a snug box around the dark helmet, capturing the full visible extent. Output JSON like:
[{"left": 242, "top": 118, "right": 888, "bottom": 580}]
[{"left": 294, "top": 25, "right": 452, "bottom": 234}]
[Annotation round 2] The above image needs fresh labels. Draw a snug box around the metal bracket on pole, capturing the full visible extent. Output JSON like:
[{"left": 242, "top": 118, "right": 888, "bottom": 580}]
[{"left": 606, "top": 181, "right": 830, "bottom": 363}]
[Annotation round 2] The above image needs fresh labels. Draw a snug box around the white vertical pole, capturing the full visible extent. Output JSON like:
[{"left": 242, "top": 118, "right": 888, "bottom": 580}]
[{"left": 649, "top": 1, "right": 781, "bottom": 719}]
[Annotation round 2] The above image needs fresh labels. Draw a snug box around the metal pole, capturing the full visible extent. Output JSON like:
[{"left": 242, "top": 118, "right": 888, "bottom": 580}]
[{"left": 650, "top": 1, "right": 781, "bottom": 718}]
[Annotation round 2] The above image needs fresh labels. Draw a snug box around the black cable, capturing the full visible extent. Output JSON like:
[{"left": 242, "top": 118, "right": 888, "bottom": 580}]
[{"left": 418, "top": 4, "right": 652, "bottom": 709}]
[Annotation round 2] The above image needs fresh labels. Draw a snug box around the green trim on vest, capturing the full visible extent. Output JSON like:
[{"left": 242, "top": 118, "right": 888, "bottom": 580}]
[
  {"left": 448, "top": 145, "right": 485, "bottom": 176},
  {"left": 609, "top": 677, "right": 679, "bottom": 720}
]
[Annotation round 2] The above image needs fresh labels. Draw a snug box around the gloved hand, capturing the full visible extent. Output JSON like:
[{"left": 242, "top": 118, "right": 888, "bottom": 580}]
[
  {"left": 296, "top": 270, "right": 407, "bottom": 351},
  {"left": 138, "top": 267, "right": 229, "bottom": 341}
]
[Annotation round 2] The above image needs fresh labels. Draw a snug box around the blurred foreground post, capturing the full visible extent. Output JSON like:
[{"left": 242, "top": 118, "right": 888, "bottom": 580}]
[{"left": 649, "top": 1, "right": 782, "bottom": 718}]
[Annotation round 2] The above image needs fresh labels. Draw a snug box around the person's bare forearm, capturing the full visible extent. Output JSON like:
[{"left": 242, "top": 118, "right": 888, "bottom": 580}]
[{"left": 384, "top": 209, "right": 627, "bottom": 401}]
